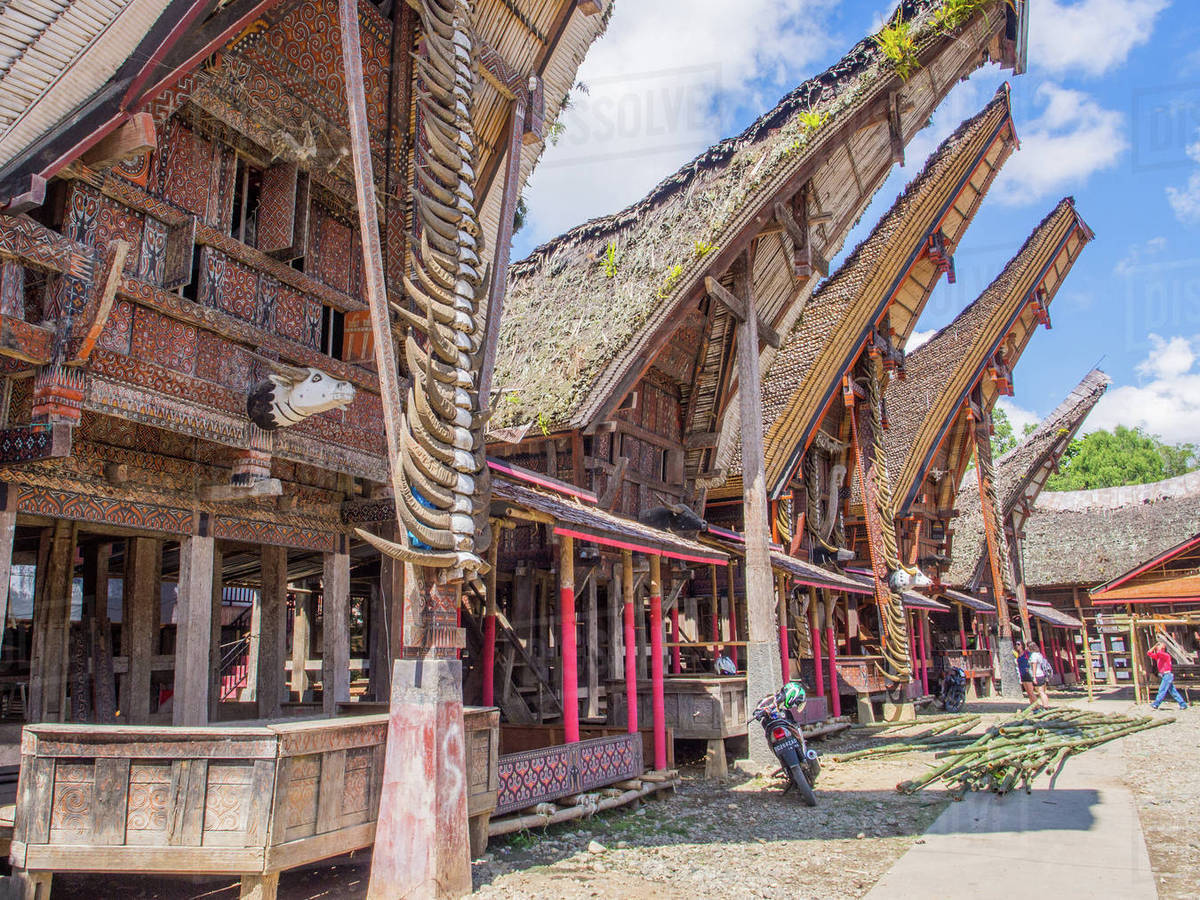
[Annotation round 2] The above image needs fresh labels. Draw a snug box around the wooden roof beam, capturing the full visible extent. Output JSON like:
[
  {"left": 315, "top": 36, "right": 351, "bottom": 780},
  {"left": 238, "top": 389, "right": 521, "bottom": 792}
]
[{"left": 704, "top": 276, "right": 781, "bottom": 349}]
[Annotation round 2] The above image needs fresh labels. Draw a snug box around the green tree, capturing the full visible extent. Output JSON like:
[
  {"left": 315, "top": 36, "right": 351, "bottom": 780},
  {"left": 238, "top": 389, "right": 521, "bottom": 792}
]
[
  {"left": 1046, "top": 426, "right": 1199, "bottom": 491},
  {"left": 991, "top": 406, "right": 1017, "bottom": 456}
]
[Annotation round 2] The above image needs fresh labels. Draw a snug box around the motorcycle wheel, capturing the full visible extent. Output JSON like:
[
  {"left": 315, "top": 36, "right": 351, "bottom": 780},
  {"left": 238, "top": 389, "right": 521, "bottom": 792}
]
[{"left": 787, "top": 763, "right": 817, "bottom": 807}]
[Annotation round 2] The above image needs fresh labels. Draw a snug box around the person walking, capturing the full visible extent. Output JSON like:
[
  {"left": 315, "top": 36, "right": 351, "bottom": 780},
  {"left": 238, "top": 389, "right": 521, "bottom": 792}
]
[
  {"left": 1014, "top": 640, "right": 1037, "bottom": 706},
  {"left": 1148, "top": 637, "right": 1188, "bottom": 711},
  {"left": 1027, "top": 641, "right": 1052, "bottom": 708}
]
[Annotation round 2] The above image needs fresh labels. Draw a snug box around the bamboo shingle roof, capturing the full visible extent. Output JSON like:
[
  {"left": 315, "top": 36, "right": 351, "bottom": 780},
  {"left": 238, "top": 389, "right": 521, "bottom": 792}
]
[
  {"left": 946, "top": 367, "right": 1110, "bottom": 589},
  {"left": 724, "top": 85, "right": 1017, "bottom": 495},
  {"left": 1018, "top": 472, "right": 1200, "bottom": 589},
  {"left": 883, "top": 197, "right": 1093, "bottom": 515},
  {"left": 493, "top": 0, "right": 1022, "bottom": 435}
]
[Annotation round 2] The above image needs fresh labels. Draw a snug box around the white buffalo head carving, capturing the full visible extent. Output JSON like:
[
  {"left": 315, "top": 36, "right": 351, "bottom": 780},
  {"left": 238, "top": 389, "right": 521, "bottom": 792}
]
[{"left": 247, "top": 364, "right": 355, "bottom": 431}]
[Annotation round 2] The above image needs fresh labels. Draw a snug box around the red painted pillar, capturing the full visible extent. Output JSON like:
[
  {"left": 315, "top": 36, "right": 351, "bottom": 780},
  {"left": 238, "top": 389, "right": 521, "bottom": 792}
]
[
  {"left": 649, "top": 554, "right": 667, "bottom": 770},
  {"left": 811, "top": 601, "right": 825, "bottom": 698},
  {"left": 957, "top": 605, "right": 968, "bottom": 653},
  {"left": 709, "top": 564, "right": 720, "bottom": 665},
  {"left": 622, "top": 551, "right": 638, "bottom": 735},
  {"left": 825, "top": 605, "right": 840, "bottom": 718},
  {"left": 728, "top": 559, "right": 739, "bottom": 670},
  {"left": 670, "top": 606, "right": 681, "bottom": 675},
  {"left": 777, "top": 574, "right": 791, "bottom": 682},
  {"left": 560, "top": 536, "right": 579, "bottom": 742}
]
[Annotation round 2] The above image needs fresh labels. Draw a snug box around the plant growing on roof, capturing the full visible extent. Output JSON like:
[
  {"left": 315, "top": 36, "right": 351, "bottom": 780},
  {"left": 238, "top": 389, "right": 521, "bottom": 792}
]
[
  {"left": 933, "top": 0, "right": 1013, "bottom": 33},
  {"left": 875, "top": 10, "right": 921, "bottom": 81},
  {"left": 602, "top": 240, "right": 620, "bottom": 277},
  {"left": 536, "top": 411, "right": 552, "bottom": 436},
  {"left": 798, "top": 108, "right": 829, "bottom": 132},
  {"left": 656, "top": 263, "right": 684, "bottom": 300},
  {"left": 693, "top": 239, "right": 717, "bottom": 259}
]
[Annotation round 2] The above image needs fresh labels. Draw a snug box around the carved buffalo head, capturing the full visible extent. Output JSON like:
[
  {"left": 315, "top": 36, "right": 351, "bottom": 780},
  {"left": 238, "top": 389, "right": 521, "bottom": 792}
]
[{"left": 246, "top": 364, "right": 355, "bottom": 431}]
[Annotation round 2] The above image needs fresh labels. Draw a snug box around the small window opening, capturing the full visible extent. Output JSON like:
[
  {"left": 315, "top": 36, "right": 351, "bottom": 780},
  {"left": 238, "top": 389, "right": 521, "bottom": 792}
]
[{"left": 230, "top": 157, "right": 264, "bottom": 247}]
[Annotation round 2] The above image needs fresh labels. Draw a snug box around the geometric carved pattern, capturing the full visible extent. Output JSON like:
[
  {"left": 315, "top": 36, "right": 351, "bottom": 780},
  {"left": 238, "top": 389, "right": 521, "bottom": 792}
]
[
  {"left": 14, "top": 485, "right": 195, "bottom": 534},
  {"left": 495, "top": 734, "right": 643, "bottom": 815},
  {"left": 131, "top": 307, "right": 199, "bottom": 373},
  {"left": 161, "top": 121, "right": 215, "bottom": 218}
]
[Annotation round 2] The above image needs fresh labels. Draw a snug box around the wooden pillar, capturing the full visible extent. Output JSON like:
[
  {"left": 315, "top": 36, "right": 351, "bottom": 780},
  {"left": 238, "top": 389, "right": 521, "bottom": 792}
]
[
  {"left": 956, "top": 603, "right": 968, "bottom": 653},
  {"left": 207, "top": 543, "right": 224, "bottom": 721},
  {"left": 607, "top": 568, "right": 623, "bottom": 683},
  {"left": 825, "top": 597, "right": 840, "bottom": 718},
  {"left": 916, "top": 610, "right": 929, "bottom": 696},
  {"left": 559, "top": 536, "right": 579, "bottom": 741},
  {"left": 1073, "top": 587, "right": 1095, "bottom": 701},
  {"left": 634, "top": 574, "right": 648, "bottom": 681},
  {"left": 482, "top": 542, "right": 498, "bottom": 708},
  {"left": 124, "top": 537, "right": 160, "bottom": 723},
  {"left": 291, "top": 591, "right": 313, "bottom": 701},
  {"left": 709, "top": 564, "right": 720, "bottom": 665},
  {"left": 29, "top": 521, "right": 76, "bottom": 723},
  {"left": 669, "top": 606, "right": 681, "bottom": 676},
  {"left": 649, "top": 554, "right": 666, "bottom": 770},
  {"left": 727, "top": 559, "right": 739, "bottom": 669},
  {"left": 585, "top": 569, "right": 600, "bottom": 718},
  {"left": 376, "top": 524, "right": 405, "bottom": 701},
  {"left": 173, "top": 533, "right": 214, "bottom": 726},
  {"left": 777, "top": 572, "right": 790, "bottom": 681},
  {"left": 731, "top": 252, "right": 779, "bottom": 763},
  {"left": 622, "top": 551, "right": 637, "bottom": 734},
  {"left": 0, "top": 501, "right": 15, "bottom": 658},
  {"left": 1127, "top": 611, "right": 1143, "bottom": 704},
  {"left": 322, "top": 545, "right": 351, "bottom": 715},
  {"left": 811, "top": 595, "right": 825, "bottom": 698},
  {"left": 257, "top": 545, "right": 288, "bottom": 718}
]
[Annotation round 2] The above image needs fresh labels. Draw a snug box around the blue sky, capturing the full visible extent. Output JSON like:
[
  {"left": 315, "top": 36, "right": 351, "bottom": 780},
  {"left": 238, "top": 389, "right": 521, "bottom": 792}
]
[{"left": 511, "top": 0, "right": 1200, "bottom": 445}]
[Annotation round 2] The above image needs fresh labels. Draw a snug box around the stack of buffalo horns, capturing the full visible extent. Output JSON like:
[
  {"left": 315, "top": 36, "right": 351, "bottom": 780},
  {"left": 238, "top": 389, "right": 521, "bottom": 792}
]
[{"left": 357, "top": 0, "right": 491, "bottom": 575}]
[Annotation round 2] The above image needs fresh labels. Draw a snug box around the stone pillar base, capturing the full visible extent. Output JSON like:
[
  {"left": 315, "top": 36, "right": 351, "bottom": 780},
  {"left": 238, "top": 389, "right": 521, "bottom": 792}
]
[
  {"left": 881, "top": 700, "right": 916, "bottom": 723},
  {"left": 856, "top": 694, "right": 877, "bottom": 724},
  {"left": 744, "top": 640, "right": 782, "bottom": 766},
  {"left": 368, "top": 659, "right": 471, "bottom": 899},
  {"left": 965, "top": 679, "right": 979, "bottom": 701},
  {"left": 705, "top": 738, "right": 728, "bottom": 779}
]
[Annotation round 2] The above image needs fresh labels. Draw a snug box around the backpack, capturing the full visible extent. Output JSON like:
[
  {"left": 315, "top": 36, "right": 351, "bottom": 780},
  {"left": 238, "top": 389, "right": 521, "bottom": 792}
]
[{"left": 1036, "top": 656, "right": 1054, "bottom": 680}]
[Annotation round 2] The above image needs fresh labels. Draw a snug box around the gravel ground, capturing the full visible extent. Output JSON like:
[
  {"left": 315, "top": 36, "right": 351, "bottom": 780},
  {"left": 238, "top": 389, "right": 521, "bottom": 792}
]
[
  {"left": 1120, "top": 690, "right": 1200, "bottom": 900},
  {"left": 35, "top": 690, "right": 1200, "bottom": 899}
]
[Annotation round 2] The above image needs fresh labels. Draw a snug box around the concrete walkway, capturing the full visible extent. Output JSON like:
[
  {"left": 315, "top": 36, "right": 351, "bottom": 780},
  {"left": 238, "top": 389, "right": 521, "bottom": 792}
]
[{"left": 865, "top": 730, "right": 1156, "bottom": 899}]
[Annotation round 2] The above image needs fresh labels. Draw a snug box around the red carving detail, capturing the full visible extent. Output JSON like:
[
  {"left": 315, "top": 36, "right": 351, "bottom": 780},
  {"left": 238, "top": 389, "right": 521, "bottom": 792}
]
[{"left": 132, "top": 307, "right": 199, "bottom": 373}]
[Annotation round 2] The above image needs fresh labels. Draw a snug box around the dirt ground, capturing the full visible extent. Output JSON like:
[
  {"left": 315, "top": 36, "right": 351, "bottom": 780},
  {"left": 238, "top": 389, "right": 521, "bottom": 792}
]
[{"left": 34, "top": 688, "right": 1199, "bottom": 899}]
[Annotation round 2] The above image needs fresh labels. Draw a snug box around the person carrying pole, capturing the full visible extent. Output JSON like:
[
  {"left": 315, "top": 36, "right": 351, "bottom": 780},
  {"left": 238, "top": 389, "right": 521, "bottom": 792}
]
[{"left": 1148, "top": 636, "right": 1189, "bottom": 711}]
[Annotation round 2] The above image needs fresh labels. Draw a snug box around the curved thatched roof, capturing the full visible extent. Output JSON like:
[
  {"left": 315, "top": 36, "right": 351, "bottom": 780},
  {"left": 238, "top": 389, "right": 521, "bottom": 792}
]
[
  {"left": 1019, "top": 472, "right": 1200, "bottom": 589},
  {"left": 946, "top": 367, "right": 1110, "bottom": 588},
  {"left": 493, "top": 0, "right": 1019, "bottom": 432},
  {"left": 883, "top": 197, "right": 1093, "bottom": 514},
  {"left": 724, "top": 85, "right": 1016, "bottom": 493}
]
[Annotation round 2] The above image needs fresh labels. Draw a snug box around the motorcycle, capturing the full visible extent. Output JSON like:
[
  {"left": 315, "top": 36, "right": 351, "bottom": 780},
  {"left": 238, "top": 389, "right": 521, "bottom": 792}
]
[
  {"left": 750, "top": 681, "right": 820, "bottom": 806},
  {"left": 938, "top": 665, "right": 967, "bottom": 713}
]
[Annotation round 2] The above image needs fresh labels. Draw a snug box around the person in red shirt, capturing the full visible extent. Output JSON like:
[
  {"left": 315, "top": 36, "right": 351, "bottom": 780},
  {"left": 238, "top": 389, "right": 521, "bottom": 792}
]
[{"left": 1148, "top": 637, "right": 1188, "bottom": 711}]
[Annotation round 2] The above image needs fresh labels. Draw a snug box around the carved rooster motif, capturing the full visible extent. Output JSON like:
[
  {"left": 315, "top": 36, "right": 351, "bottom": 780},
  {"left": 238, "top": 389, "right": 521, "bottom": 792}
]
[{"left": 357, "top": 0, "right": 491, "bottom": 574}]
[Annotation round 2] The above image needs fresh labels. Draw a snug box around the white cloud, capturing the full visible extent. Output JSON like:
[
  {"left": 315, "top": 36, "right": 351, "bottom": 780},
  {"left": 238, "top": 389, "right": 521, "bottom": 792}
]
[
  {"left": 1114, "top": 235, "right": 1168, "bottom": 276},
  {"left": 1030, "top": 0, "right": 1168, "bottom": 77},
  {"left": 997, "top": 397, "right": 1039, "bottom": 435},
  {"left": 516, "top": 1, "right": 837, "bottom": 249},
  {"left": 1166, "top": 136, "right": 1200, "bottom": 224},
  {"left": 906, "top": 328, "right": 936, "bottom": 352},
  {"left": 994, "top": 83, "right": 1126, "bottom": 205},
  {"left": 1088, "top": 333, "right": 1200, "bottom": 443}
]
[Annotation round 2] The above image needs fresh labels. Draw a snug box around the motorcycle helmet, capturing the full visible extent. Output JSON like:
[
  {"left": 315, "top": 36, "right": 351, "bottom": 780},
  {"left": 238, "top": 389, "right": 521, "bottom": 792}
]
[{"left": 781, "top": 680, "right": 806, "bottom": 708}]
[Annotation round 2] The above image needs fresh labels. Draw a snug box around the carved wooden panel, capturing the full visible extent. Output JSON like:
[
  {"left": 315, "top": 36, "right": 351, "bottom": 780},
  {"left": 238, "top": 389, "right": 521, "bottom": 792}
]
[
  {"left": 139, "top": 217, "right": 168, "bottom": 284},
  {"left": 131, "top": 306, "right": 199, "bottom": 373},
  {"left": 161, "top": 121, "right": 215, "bottom": 218},
  {"left": 257, "top": 162, "right": 299, "bottom": 254}
]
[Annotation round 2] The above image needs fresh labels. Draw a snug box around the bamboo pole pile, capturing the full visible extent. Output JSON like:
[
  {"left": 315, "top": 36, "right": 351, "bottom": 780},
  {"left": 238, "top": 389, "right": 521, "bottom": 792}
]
[
  {"left": 896, "top": 708, "right": 1173, "bottom": 797},
  {"left": 834, "top": 714, "right": 982, "bottom": 762}
]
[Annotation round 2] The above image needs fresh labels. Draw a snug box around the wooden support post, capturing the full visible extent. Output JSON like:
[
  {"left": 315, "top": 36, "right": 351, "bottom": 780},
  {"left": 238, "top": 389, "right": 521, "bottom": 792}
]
[
  {"left": 727, "top": 559, "right": 739, "bottom": 669},
  {"left": 29, "top": 521, "right": 75, "bottom": 723},
  {"left": 482, "top": 541, "right": 498, "bottom": 708},
  {"left": 608, "top": 568, "right": 623, "bottom": 683},
  {"left": 239, "top": 873, "right": 280, "bottom": 900},
  {"left": 585, "top": 569, "right": 600, "bottom": 718},
  {"left": 174, "top": 532, "right": 215, "bottom": 726},
  {"left": 649, "top": 554, "right": 666, "bottom": 771},
  {"left": 322, "top": 544, "right": 351, "bottom": 715},
  {"left": 957, "top": 602, "right": 968, "bottom": 653},
  {"left": 622, "top": 551, "right": 637, "bottom": 734},
  {"left": 811, "top": 595, "right": 825, "bottom": 698},
  {"left": 777, "top": 572, "right": 790, "bottom": 681},
  {"left": 124, "top": 537, "right": 160, "bottom": 723},
  {"left": 731, "top": 249, "right": 781, "bottom": 766},
  {"left": 257, "top": 545, "right": 287, "bottom": 718},
  {"left": 670, "top": 604, "right": 681, "bottom": 675},
  {"left": 291, "top": 590, "right": 312, "bottom": 701},
  {"left": 1128, "top": 612, "right": 1142, "bottom": 704},
  {"left": 0, "top": 500, "right": 14, "bottom": 658},
  {"left": 709, "top": 564, "right": 720, "bottom": 666},
  {"left": 825, "top": 598, "right": 840, "bottom": 718},
  {"left": 635, "top": 574, "right": 648, "bottom": 681},
  {"left": 207, "top": 542, "right": 224, "bottom": 721},
  {"left": 559, "top": 535, "right": 579, "bottom": 742},
  {"left": 916, "top": 610, "right": 929, "bottom": 696},
  {"left": 1073, "top": 587, "right": 1095, "bottom": 701},
  {"left": 376, "top": 523, "right": 405, "bottom": 701}
]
